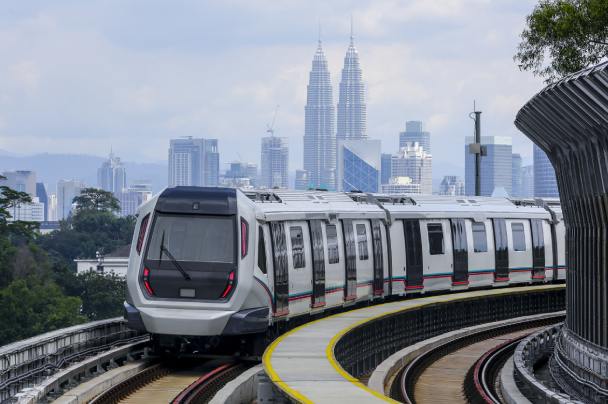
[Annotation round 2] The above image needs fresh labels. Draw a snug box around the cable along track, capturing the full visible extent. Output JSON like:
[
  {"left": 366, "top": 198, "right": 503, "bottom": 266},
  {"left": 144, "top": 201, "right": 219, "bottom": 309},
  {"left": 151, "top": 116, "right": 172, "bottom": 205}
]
[{"left": 396, "top": 314, "right": 564, "bottom": 404}]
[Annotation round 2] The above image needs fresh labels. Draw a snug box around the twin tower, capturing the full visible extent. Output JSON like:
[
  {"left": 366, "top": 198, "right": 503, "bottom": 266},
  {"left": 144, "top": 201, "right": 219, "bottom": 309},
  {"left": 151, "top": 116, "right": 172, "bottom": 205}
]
[{"left": 303, "top": 32, "right": 366, "bottom": 191}]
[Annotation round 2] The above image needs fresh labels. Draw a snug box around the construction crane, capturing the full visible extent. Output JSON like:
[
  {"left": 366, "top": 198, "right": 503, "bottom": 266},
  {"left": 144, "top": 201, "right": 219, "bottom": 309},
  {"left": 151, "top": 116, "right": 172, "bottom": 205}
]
[{"left": 266, "top": 105, "right": 280, "bottom": 136}]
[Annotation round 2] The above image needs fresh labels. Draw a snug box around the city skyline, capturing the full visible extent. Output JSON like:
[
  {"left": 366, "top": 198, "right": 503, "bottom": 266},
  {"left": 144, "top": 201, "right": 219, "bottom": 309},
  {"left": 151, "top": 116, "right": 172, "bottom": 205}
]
[{"left": 0, "top": 1, "right": 544, "bottom": 182}]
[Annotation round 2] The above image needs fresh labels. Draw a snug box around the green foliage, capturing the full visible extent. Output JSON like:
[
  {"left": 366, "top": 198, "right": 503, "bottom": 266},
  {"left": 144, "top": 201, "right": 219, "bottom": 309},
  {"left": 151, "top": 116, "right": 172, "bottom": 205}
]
[
  {"left": 76, "top": 271, "right": 126, "bottom": 321},
  {"left": 516, "top": 0, "right": 608, "bottom": 82},
  {"left": 0, "top": 277, "right": 86, "bottom": 345},
  {"left": 73, "top": 188, "right": 120, "bottom": 213},
  {"left": 0, "top": 180, "right": 135, "bottom": 346}
]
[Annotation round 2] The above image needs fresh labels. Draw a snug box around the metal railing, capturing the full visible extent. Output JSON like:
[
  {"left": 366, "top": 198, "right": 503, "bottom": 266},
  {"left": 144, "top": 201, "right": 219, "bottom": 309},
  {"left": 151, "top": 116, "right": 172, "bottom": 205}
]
[{"left": 0, "top": 317, "right": 145, "bottom": 402}]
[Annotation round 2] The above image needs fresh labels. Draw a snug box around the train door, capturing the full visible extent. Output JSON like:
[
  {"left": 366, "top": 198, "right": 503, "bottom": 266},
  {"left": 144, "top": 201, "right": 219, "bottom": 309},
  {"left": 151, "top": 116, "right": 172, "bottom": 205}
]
[
  {"left": 324, "top": 221, "right": 344, "bottom": 307},
  {"left": 371, "top": 219, "right": 384, "bottom": 296},
  {"left": 390, "top": 220, "right": 406, "bottom": 295},
  {"left": 555, "top": 221, "right": 566, "bottom": 280},
  {"left": 257, "top": 224, "right": 274, "bottom": 309},
  {"left": 342, "top": 219, "right": 357, "bottom": 301},
  {"left": 492, "top": 218, "right": 509, "bottom": 282},
  {"left": 550, "top": 222, "right": 558, "bottom": 281},
  {"left": 286, "top": 222, "right": 313, "bottom": 315},
  {"left": 270, "top": 221, "right": 289, "bottom": 316},
  {"left": 530, "top": 219, "right": 546, "bottom": 280},
  {"left": 450, "top": 218, "right": 469, "bottom": 285},
  {"left": 507, "top": 219, "right": 533, "bottom": 283},
  {"left": 353, "top": 220, "right": 373, "bottom": 299},
  {"left": 403, "top": 219, "right": 423, "bottom": 290},
  {"left": 308, "top": 220, "right": 326, "bottom": 308},
  {"left": 383, "top": 222, "right": 392, "bottom": 296},
  {"left": 422, "top": 220, "right": 454, "bottom": 291}
]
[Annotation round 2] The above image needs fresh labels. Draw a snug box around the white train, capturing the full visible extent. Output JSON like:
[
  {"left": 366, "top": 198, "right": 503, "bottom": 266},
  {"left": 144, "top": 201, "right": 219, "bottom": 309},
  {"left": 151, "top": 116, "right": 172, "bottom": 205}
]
[{"left": 123, "top": 187, "right": 565, "bottom": 353}]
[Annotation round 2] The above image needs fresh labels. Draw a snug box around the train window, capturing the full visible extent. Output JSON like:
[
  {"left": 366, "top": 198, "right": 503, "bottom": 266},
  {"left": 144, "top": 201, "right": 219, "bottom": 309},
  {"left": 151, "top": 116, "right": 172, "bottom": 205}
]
[
  {"left": 472, "top": 222, "right": 488, "bottom": 252},
  {"left": 511, "top": 222, "right": 526, "bottom": 251},
  {"left": 427, "top": 223, "right": 444, "bottom": 255},
  {"left": 258, "top": 226, "right": 267, "bottom": 274},
  {"left": 290, "top": 226, "right": 306, "bottom": 268},
  {"left": 326, "top": 224, "right": 340, "bottom": 264},
  {"left": 356, "top": 224, "right": 369, "bottom": 260}
]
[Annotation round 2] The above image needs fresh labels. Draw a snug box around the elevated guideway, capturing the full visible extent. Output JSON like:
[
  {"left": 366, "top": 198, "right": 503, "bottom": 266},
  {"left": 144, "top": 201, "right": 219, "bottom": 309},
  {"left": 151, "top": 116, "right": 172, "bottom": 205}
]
[{"left": 262, "top": 284, "right": 564, "bottom": 403}]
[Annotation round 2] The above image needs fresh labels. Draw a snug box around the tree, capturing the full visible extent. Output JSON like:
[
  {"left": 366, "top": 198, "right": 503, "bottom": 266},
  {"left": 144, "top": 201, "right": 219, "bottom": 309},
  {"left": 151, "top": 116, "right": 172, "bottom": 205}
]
[
  {"left": 0, "top": 277, "right": 85, "bottom": 345},
  {"left": 76, "top": 271, "right": 126, "bottom": 321},
  {"left": 515, "top": 0, "right": 608, "bottom": 83},
  {"left": 73, "top": 188, "right": 120, "bottom": 213}
]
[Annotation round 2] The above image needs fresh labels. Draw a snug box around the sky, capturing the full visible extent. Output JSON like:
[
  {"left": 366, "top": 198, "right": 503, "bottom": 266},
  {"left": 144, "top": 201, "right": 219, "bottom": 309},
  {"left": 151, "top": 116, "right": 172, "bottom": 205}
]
[{"left": 0, "top": 0, "right": 545, "bottom": 180}]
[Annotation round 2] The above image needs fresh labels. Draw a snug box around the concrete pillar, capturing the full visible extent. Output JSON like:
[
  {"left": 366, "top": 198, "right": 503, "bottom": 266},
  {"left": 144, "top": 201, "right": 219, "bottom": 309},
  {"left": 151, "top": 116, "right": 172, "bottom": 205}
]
[{"left": 515, "top": 62, "right": 608, "bottom": 401}]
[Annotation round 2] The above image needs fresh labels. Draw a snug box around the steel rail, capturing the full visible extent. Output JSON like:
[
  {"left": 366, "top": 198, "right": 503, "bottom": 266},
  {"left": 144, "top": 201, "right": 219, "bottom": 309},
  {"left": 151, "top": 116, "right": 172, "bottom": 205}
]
[
  {"left": 470, "top": 336, "right": 526, "bottom": 403},
  {"left": 397, "top": 314, "right": 564, "bottom": 404},
  {"left": 171, "top": 361, "right": 247, "bottom": 404}
]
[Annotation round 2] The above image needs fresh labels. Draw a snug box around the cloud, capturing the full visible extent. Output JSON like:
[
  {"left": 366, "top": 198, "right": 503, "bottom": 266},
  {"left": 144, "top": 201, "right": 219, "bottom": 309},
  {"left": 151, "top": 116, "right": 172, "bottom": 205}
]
[{"left": 0, "top": 0, "right": 542, "bottom": 175}]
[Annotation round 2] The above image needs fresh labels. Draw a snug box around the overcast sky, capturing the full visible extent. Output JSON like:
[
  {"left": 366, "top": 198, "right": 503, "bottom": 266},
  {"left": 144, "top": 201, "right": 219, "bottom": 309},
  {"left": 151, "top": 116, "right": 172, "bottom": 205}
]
[{"left": 0, "top": 0, "right": 544, "bottom": 178}]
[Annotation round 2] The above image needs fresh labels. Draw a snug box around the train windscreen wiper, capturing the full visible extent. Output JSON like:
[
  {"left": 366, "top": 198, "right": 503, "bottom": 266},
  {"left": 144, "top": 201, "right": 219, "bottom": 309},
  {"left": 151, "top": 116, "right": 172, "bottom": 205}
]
[{"left": 159, "top": 231, "right": 191, "bottom": 281}]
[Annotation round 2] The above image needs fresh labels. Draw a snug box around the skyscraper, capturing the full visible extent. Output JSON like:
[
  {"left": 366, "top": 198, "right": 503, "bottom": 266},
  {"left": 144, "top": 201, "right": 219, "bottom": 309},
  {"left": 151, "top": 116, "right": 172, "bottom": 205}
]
[
  {"left": 303, "top": 39, "right": 335, "bottom": 190},
  {"left": 57, "top": 179, "right": 84, "bottom": 220},
  {"left": 381, "top": 153, "right": 393, "bottom": 185},
  {"left": 119, "top": 180, "right": 152, "bottom": 217},
  {"left": 36, "top": 182, "right": 49, "bottom": 221},
  {"left": 260, "top": 136, "right": 289, "bottom": 189},
  {"left": 336, "top": 28, "right": 366, "bottom": 142},
  {"left": 521, "top": 165, "right": 534, "bottom": 197},
  {"left": 336, "top": 139, "right": 381, "bottom": 193},
  {"left": 0, "top": 170, "right": 36, "bottom": 196},
  {"left": 295, "top": 169, "right": 309, "bottom": 190},
  {"left": 399, "top": 121, "right": 431, "bottom": 153},
  {"left": 97, "top": 152, "right": 127, "bottom": 195},
  {"left": 533, "top": 144, "right": 559, "bottom": 197},
  {"left": 168, "top": 137, "right": 219, "bottom": 187},
  {"left": 512, "top": 153, "right": 522, "bottom": 197},
  {"left": 439, "top": 176, "right": 465, "bottom": 196},
  {"left": 465, "top": 136, "right": 512, "bottom": 196},
  {"left": 390, "top": 143, "right": 433, "bottom": 195}
]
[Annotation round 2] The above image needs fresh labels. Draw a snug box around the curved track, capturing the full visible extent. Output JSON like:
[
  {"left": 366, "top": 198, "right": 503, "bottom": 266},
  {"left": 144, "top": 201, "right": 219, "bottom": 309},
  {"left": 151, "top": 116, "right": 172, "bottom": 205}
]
[
  {"left": 396, "top": 315, "right": 564, "bottom": 404},
  {"left": 89, "top": 360, "right": 247, "bottom": 404}
]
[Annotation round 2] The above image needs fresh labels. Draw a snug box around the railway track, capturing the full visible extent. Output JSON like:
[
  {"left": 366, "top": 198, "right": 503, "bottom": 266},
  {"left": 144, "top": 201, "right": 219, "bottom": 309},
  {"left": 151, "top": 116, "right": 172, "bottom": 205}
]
[
  {"left": 89, "top": 359, "right": 248, "bottom": 404},
  {"left": 394, "top": 314, "right": 564, "bottom": 404}
]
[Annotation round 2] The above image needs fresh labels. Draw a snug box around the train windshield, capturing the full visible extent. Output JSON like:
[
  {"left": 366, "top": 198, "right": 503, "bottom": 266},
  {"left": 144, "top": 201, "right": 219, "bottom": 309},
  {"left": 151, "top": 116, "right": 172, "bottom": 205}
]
[{"left": 146, "top": 214, "right": 235, "bottom": 264}]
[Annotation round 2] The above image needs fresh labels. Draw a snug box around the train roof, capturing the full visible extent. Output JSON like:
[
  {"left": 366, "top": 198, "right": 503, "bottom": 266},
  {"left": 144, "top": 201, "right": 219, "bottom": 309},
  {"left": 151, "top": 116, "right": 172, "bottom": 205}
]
[{"left": 242, "top": 190, "right": 562, "bottom": 223}]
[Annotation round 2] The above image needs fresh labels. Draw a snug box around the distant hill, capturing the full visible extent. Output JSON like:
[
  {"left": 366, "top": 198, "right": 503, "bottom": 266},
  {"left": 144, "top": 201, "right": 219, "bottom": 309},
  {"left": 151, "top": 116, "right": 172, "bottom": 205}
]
[{"left": 0, "top": 152, "right": 167, "bottom": 194}]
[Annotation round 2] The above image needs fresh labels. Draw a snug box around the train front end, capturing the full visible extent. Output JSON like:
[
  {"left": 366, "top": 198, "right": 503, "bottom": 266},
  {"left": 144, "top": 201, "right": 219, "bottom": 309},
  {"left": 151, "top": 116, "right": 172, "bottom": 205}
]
[{"left": 123, "top": 187, "right": 268, "bottom": 350}]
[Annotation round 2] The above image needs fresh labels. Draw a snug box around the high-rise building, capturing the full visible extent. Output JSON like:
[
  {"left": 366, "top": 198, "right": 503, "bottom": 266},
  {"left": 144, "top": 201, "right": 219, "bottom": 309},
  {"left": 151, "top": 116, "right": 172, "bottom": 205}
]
[
  {"left": 390, "top": 143, "right": 433, "bottom": 195},
  {"left": 399, "top": 121, "right": 431, "bottom": 153},
  {"left": 439, "top": 176, "right": 465, "bottom": 196},
  {"left": 533, "top": 144, "right": 559, "bottom": 197},
  {"left": 97, "top": 152, "right": 127, "bottom": 195},
  {"left": 465, "top": 136, "right": 512, "bottom": 196},
  {"left": 36, "top": 182, "right": 49, "bottom": 221},
  {"left": 295, "top": 169, "right": 309, "bottom": 190},
  {"left": 119, "top": 180, "right": 153, "bottom": 217},
  {"left": 48, "top": 193, "right": 58, "bottom": 221},
  {"left": 303, "top": 39, "right": 336, "bottom": 190},
  {"left": 222, "top": 162, "right": 258, "bottom": 188},
  {"left": 336, "top": 31, "right": 366, "bottom": 142},
  {"left": 381, "top": 153, "right": 392, "bottom": 185},
  {"left": 168, "top": 137, "right": 219, "bottom": 187},
  {"left": 260, "top": 136, "right": 289, "bottom": 189},
  {"left": 511, "top": 153, "right": 523, "bottom": 197},
  {"left": 381, "top": 176, "right": 421, "bottom": 194},
  {"left": 521, "top": 165, "right": 534, "bottom": 197},
  {"left": 336, "top": 139, "right": 381, "bottom": 193},
  {"left": 0, "top": 170, "right": 37, "bottom": 196},
  {"left": 0, "top": 171, "right": 45, "bottom": 222},
  {"left": 57, "top": 179, "right": 85, "bottom": 220}
]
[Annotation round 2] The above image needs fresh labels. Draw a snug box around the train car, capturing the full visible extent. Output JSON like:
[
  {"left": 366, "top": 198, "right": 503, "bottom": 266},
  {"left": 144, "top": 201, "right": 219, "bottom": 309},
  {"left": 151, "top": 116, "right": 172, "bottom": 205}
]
[{"left": 123, "top": 187, "right": 565, "bottom": 354}]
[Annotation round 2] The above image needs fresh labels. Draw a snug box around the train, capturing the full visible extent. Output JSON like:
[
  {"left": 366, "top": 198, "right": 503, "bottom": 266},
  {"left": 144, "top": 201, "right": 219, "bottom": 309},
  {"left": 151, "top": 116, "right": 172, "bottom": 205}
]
[{"left": 123, "top": 187, "right": 565, "bottom": 355}]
